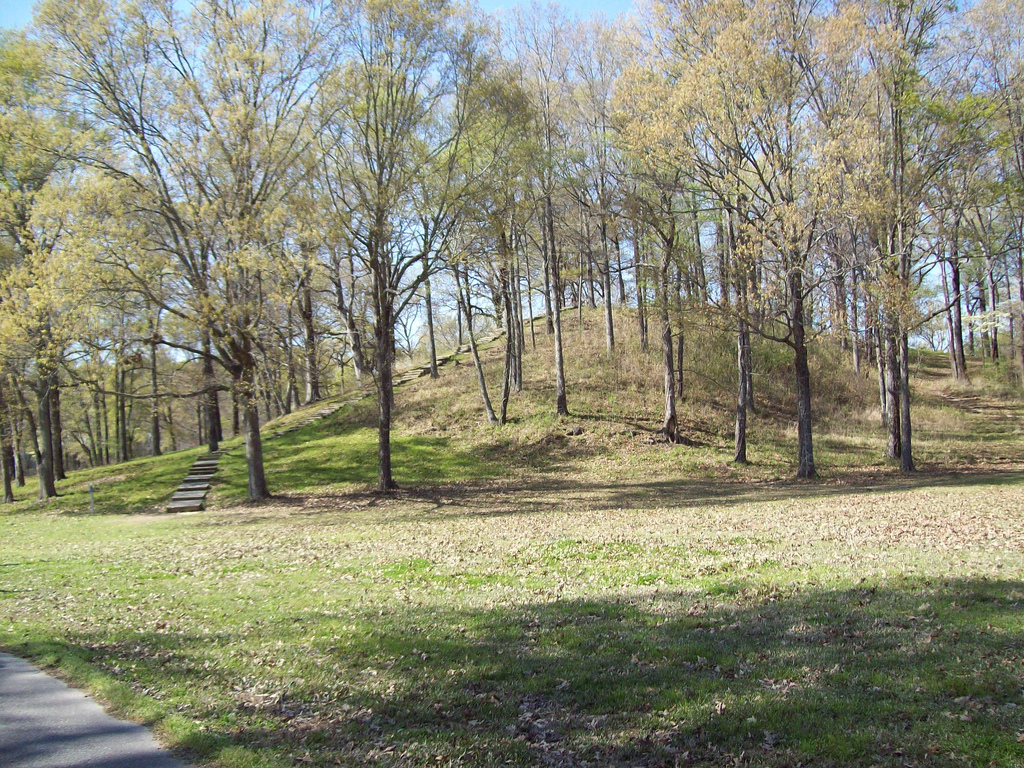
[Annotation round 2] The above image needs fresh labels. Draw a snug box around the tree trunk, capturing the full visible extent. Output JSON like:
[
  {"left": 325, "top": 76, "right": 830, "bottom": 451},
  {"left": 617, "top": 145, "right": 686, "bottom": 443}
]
[
  {"left": 734, "top": 318, "right": 749, "bottom": 464},
  {"left": 14, "top": 381, "right": 41, "bottom": 467},
  {"left": 424, "top": 266, "right": 439, "bottom": 379},
  {"left": 850, "top": 269, "right": 861, "bottom": 374},
  {"left": 100, "top": 388, "right": 109, "bottom": 465},
  {"left": 512, "top": 247, "right": 524, "bottom": 392},
  {"left": 457, "top": 267, "right": 498, "bottom": 426},
  {"left": 375, "top": 311, "right": 397, "bottom": 492},
  {"left": 950, "top": 255, "right": 968, "bottom": 380},
  {"left": 196, "top": 399, "right": 204, "bottom": 449},
  {"left": 547, "top": 196, "right": 569, "bottom": 417},
  {"left": 525, "top": 239, "right": 536, "bottom": 350},
  {"left": 791, "top": 270, "right": 815, "bottom": 479},
  {"left": 36, "top": 371, "right": 58, "bottom": 499},
  {"left": 165, "top": 403, "right": 177, "bottom": 452},
  {"left": 676, "top": 324, "right": 685, "bottom": 399},
  {"left": 898, "top": 331, "right": 915, "bottom": 472},
  {"left": 601, "top": 216, "right": 615, "bottom": 356},
  {"left": 884, "top": 325, "right": 901, "bottom": 461},
  {"left": 1, "top": 438, "right": 14, "bottom": 503},
  {"left": 49, "top": 382, "right": 66, "bottom": 480},
  {"left": 691, "top": 198, "right": 708, "bottom": 305},
  {"left": 333, "top": 270, "right": 366, "bottom": 385},
  {"left": 202, "top": 334, "right": 219, "bottom": 453},
  {"left": 282, "top": 322, "right": 297, "bottom": 415},
  {"left": 630, "top": 225, "right": 647, "bottom": 352},
  {"left": 82, "top": 410, "right": 97, "bottom": 467},
  {"left": 241, "top": 364, "right": 270, "bottom": 500},
  {"left": 116, "top": 367, "right": 128, "bottom": 463},
  {"left": 1018, "top": 245, "right": 1024, "bottom": 387},
  {"left": 500, "top": 289, "right": 515, "bottom": 425},
  {"left": 615, "top": 235, "right": 626, "bottom": 304},
  {"left": 301, "top": 269, "right": 321, "bottom": 404},
  {"left": 986, "top": 254, "right": 999, "bottom": 361},
  {"left": 11, "top": 412, "right": 25, "bottom": 486},
  {"left": 0, "top": 378, "right": 15, "bottom": 503},
  {"left": 659, "top": 261, "right": 676, "bottom": 441},
  {"left": 941, "top": 258, "right": 958, "bottom": 379},
  {"left": 150, "top": 335, "right": 162, "bottom": 456},
  {"left": 540, "top": 211, "right": 554, "bottom": 335}
]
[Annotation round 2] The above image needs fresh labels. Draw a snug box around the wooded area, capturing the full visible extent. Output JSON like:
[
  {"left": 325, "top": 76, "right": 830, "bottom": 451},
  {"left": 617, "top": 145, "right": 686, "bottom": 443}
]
[{"left": 1, "top": 0, "right": 1022, "bottom": 501}]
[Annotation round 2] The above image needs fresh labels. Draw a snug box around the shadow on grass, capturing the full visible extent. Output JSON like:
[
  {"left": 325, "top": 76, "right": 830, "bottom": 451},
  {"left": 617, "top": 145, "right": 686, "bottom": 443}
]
[
  {"left": 11, "top": 578, "right": 1024, "bottom": 767},
  {"left": 301, "top": 465, "right": 1024, "bottom": 525}
]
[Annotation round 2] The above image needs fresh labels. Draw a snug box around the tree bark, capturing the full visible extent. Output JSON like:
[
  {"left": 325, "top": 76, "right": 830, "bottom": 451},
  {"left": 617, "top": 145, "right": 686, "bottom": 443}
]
[
  {"left": 165, "top": 403, "right": 177, "bottom": 452},
  {"left": 1018, "top": 244, "right": 1024, "bottom": 386},
  {"left": 884, "top": 325, "right": 901, "bottom": 461},
  {"left": 634, "top": 228, "right": 648, "bottom": 352},
  {"left": 49, "top": 382, "right": 65, "bottom": 480},
  {"left": 241, "top": 364, "right": 269, "bottom": 500},
  {"left": 601, "top": 215, "right": 615, "bottom": 356},
  {"left": 375, "top": 311, "right": 397, "bottom": 492},
  {"left": 35, "top": 371, "right": 58, "bottom": 499},
  {"left": 791, "top": 269, "right": 815, "bottom": 479},
  {"left": 0, "top": 378, "right": 15, "bottom": 503},
  {"left": 898, "top": 331, "right": 915, "bottom": 472},
  {"left": 950, "top": 248, "right": 968, "bottom": 380},
  {"left": 524, "top": 236, "right": 536, "bottom": 350},
  {"left": 500, "top": 283, "right": 515, "bottom": 424},
  {"left": 850, "top": 265, "right": 861, "bottom": 374},
  {"left": 676, "top": 324, "right": 685, "bottom": 399},
  {"left": 301, "top": 267, "right": 321, "bottom": 404},
  {"left": 734, "top": 318, "right": 749, "bottom": 464},
  {"left": 424, "top": 264, "right": 439, "bottom": 379},
  {"left": 14, "top": 380, "right": 41, "bottom": 467},
  {"left": 332, "top": 266, "right": 367, "bottom": 383},
  {"left": 150, "top": 335, "right": 162, "bottom": 456},
  {"left": 116, "top": 367, "right": 128, "bottom": 463},
  {"left": 10, "top": 411, "right": 25, "bottom": 486},
  {"left": 511, "top": 245, "right": 524, "bottom": 392},
  {"left": 986, "top": 253, "right": 999, "bottom": 361},
  {"left": 0, "top": 438, "right": 14, "bottom": 503},
  {"left": 202, "top": 334, "right": 219, "bottom": 453},
  {"left": 659, "top": 258, "right": 676, "bottom": 441},
  {"left": 457, "top": 267, "right": 498, "bottom": 426},
  {"left": 547, "top": 196, "right": 569, "bottom": 417}
]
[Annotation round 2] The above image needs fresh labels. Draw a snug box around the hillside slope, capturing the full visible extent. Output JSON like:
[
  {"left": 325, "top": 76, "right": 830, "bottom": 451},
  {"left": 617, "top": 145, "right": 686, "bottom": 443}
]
[{"left": 212, "top": 307, "right": 1024, "bottom": 504}]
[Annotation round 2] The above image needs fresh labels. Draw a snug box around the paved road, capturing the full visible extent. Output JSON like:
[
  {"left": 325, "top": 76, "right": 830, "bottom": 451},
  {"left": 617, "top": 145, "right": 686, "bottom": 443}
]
[{"left": 0, "top": 653, "right": 190, "bottom": 768}]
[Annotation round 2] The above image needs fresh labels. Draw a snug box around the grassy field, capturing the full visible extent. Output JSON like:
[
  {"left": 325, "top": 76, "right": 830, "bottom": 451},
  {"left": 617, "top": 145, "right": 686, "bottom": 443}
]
[{"left": 2, "top": 316, "right": 1023, "bottom": 767}]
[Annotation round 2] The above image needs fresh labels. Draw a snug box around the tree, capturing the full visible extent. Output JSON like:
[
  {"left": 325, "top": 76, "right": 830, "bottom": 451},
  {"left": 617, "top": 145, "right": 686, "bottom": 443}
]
[
  {"left": 0, "top": 31, "right": 82, "bottom": 499},
  {"left": 41, "top": 0, "right": 338, "bottom": 499},
  {"left": 321, "top": 0, "right": 497, "bottom": 490}
]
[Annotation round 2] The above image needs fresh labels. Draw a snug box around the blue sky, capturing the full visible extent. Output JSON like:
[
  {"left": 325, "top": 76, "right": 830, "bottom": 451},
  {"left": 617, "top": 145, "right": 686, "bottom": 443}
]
[{"left": 1, "top": 0, "right": 638, "bottom": 31}]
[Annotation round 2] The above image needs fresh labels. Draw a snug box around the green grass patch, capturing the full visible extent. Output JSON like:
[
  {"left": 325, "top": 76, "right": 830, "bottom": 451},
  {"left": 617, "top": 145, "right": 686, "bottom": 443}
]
[
  {"left": 2, "top": 312, "right": 1023, "bottom": 766},
  {"left": 3, "top": 468, "right": 1024, "bottom": 767}
]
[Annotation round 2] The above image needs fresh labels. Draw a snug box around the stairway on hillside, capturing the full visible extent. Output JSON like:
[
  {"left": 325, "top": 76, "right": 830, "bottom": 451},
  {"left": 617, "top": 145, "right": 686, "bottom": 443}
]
[{"left": 165, "top": 451, "right": 223, "bottom": 513}]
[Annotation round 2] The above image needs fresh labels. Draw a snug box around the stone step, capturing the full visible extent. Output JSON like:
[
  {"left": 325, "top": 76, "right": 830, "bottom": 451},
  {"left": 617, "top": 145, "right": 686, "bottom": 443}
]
[
  {"left": 172, "top": 491, "right": 207, "bottom": 501},
  {"left": 167, "top": 500, "right": 203, "bottom": 513},
  {"left": 183, "top": 474, "right": 214, "bottom": 483},
  {"left": 178, "top": 483, "right": 211, "bottom": 492}
]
